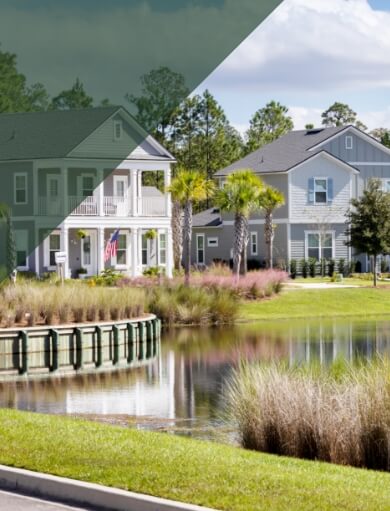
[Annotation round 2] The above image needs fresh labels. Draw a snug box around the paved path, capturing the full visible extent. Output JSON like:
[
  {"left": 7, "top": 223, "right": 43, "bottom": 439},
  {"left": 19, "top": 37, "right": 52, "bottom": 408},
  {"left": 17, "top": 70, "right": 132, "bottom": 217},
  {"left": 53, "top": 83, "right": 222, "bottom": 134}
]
[
  {"left": 286, "top": 282, "right": 359, "bottom": 289},
  {"left": 0, "top": 489, "right": 92, "bottom": 511}
]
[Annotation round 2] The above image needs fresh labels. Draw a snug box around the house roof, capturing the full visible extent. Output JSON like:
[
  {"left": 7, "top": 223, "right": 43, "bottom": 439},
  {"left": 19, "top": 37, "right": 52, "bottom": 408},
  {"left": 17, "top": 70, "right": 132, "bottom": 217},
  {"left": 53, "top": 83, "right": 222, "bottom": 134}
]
[
  {"left": 193, "top": 207, "right": 222, "bottom": 228},
  {"left": 215, "top": 126, "right": 350, "bottom": 176},
  {"left": 0, "top": 107, "right": 121, "bottom": 160},
  {"left": 0, "top": 106, "right": 175, "bottom": 162}
]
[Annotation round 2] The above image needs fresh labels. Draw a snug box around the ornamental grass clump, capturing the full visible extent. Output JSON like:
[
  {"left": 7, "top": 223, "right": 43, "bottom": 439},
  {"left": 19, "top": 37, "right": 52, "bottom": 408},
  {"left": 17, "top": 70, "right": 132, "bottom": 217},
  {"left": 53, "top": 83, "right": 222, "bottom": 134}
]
[
  {"left": 0, "top": 282, "right": 146, "bottom": 327},
  {"left": 227, "top": 360, "right": 390, "bottom": 471},
  {"left": 148, "top": 285, "right": 238, "bottom": 325}
]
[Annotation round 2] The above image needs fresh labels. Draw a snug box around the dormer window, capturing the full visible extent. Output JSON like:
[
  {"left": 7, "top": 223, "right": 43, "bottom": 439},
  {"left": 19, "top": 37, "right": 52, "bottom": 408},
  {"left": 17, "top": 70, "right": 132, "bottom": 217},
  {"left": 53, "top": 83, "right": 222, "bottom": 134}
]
[
  {"left": 345, "top": 135, "right": 353, "bottom": 150},
  {"left": 114, "top": 120, "right": 123, "bottom": 140}
]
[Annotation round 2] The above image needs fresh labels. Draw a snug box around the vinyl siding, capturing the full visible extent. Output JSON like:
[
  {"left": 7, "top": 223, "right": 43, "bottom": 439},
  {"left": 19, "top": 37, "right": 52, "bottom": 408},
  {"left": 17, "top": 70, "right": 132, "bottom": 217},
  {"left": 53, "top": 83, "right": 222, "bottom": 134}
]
[
  {"left": 69, "top": 113, "right": 160, "bottom": 160},
  {"left": 0, "top": 161, "right": 34, "bottom": 217},
  {"left": 290, "top": 224, "right": 349, "bottom": 261},
  {"left": 322, "top": 130, "right": 390, "bottom": 164},
  {"left": 290, "top": 154, "right": 352, "bottom": 223}
]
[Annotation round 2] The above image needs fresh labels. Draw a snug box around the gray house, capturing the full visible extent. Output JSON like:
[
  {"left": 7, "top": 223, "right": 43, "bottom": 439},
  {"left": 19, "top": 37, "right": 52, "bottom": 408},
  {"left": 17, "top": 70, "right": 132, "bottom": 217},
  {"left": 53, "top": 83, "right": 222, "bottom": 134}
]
[{"left": 192, "top": 125, "right": 390, "bottom": 272}]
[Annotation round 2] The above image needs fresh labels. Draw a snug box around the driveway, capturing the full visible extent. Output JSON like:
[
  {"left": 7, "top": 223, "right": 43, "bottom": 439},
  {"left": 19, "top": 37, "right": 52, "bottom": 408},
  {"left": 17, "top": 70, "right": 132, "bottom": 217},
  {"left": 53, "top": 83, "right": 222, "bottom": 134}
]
[
  {"left": 0, "top": 489, "right": 92, "bottom": 511},
  {"left": 286, "top": 282, "right": 359, "bottom": 289}
]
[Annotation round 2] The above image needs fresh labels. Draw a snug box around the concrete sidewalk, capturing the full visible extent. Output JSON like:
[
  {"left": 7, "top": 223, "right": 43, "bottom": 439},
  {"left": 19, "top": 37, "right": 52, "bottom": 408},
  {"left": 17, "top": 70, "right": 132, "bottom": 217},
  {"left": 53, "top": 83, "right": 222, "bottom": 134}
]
[
  {"left": 0, "top": 489, "right": 90, "bottom": 510},
  {"left": 0, "top": 464, "right": 218, "bottom": 511}
]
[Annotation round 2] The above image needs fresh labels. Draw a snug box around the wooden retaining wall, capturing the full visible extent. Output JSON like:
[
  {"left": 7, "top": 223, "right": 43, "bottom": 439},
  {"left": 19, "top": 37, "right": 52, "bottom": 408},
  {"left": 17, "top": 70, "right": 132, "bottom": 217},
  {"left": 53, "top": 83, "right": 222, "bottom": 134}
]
[{"left": 0, "top": 315, "right": 161, "bottom": 380}]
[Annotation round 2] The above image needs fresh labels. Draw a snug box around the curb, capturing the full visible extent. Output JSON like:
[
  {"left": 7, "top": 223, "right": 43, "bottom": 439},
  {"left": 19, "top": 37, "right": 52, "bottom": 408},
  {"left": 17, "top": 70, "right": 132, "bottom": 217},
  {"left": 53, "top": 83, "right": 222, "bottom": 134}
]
[{"left": 0, "top": 465, "right": 219, "bottom": 511}]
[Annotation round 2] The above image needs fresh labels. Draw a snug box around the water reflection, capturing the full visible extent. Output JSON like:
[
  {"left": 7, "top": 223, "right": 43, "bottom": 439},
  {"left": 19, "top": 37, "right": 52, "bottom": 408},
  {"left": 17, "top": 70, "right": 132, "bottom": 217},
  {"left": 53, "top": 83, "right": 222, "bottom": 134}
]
[{"left": 1, "top": 319, "right": 389, "bottom": 438}]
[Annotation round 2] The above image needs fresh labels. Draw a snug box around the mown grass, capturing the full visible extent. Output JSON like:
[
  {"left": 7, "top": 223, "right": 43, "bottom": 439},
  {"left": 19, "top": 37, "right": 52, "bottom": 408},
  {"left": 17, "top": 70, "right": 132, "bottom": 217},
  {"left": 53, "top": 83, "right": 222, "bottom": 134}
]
[
  {"left": 0, "top": 409, "right": 389, "bottom": 511},
  {"left": 241, "top": 287, "right": 390, "bottom": 321}
]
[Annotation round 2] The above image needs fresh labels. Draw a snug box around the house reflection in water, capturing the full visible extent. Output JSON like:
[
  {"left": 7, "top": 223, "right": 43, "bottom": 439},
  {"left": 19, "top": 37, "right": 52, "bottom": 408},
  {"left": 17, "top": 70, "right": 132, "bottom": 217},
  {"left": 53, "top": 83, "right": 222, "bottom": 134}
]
[{"left": 0, "top": 319, "right": 389, "bottom": 433}]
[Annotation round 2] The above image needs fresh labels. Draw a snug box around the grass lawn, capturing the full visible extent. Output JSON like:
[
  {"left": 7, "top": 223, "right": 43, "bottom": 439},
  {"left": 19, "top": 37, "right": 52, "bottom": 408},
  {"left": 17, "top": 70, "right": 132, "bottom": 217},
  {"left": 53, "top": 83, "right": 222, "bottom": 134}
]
[
  {"left": 292, "top": 276, "right": 388, "bottom": 287},
  {"left": 0, "top": 410, "right": 389, "bottom": 511},
  {"left": 241, "top": 287, "right": 390, "bottom": 321}
]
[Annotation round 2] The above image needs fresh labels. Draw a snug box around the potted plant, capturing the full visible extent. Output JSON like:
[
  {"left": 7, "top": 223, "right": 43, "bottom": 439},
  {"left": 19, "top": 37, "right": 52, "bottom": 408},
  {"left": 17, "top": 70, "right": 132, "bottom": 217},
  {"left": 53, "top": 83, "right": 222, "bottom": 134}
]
[
  {"left": 77, "top": 229, "right": 87, "bottom": 239},
  {"left": 76, "top": 267, "right": 88, "bottom": 279},
  {"left": 145, "top": 229, "right": 157, "bottom": 240}
]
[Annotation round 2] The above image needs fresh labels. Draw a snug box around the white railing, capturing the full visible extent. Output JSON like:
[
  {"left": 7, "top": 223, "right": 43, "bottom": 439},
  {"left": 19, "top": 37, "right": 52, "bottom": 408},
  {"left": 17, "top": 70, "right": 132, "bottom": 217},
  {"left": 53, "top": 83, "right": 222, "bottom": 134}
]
[
  {"left": 38, "top": 197, "right": 63, "bottom": 216},
  {"left": 69, "top": 196, "right": 98, "bottom": 216},
  {"left": 104, "top": 196, "right": 131, "bottom": 217},
  {"left": 141, "top": 197, "right": 166, "bottom": 216}
]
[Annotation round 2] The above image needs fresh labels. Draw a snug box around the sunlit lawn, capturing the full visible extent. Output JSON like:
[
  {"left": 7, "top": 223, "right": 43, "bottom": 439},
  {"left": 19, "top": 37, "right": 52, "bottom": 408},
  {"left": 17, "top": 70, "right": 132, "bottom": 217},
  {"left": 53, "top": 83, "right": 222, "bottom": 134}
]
[
  {"left": 241, "top": 287, "right": 390, "bottom": 321},
  {"left": 0, "top": 410, "right": 389, "bottom": 511}
]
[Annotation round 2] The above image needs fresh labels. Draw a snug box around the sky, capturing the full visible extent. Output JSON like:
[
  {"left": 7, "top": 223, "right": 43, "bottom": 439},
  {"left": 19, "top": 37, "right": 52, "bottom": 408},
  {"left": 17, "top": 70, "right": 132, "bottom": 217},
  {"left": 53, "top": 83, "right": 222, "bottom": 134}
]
[{"left": 196, "top": 0, "right": 390, "bottom": 135}]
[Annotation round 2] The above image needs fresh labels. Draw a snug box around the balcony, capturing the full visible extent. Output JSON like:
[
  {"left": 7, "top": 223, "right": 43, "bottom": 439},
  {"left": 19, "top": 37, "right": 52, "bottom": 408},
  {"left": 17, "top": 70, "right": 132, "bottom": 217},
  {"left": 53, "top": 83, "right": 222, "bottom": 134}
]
[{"left": 38, "top": 195, "right": 167, "bottom": 217}]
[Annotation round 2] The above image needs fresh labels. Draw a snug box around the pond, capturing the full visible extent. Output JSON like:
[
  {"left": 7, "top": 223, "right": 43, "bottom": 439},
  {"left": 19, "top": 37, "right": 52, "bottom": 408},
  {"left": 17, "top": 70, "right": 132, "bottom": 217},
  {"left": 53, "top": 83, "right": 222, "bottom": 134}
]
[{"left": 1, "top": 318, "right": 390, "bottom": 441}]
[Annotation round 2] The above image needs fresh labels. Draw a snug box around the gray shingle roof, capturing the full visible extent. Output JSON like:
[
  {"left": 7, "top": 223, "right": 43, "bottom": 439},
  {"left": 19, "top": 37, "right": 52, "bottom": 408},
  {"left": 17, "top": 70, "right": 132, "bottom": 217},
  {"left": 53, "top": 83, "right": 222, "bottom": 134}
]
[
  {"left": 193, "top": 207, "right": 222, "bottom": 228},
  {"left": 0, "top": 106, "right": 121, "bottom": 160},
  {"left": 215, "top": 126, "right": 348, "bottom": 176}
]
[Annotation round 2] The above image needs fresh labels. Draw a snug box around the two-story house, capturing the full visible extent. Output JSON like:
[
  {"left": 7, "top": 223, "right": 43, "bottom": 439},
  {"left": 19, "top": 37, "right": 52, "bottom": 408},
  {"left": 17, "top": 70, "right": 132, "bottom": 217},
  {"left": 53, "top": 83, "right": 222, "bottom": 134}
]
[
  {"left": 0, "top": 106, "right": 175, "bottom": 279},
  {"left": 192, "top": 125, "right": 390, "bottom": 272}
]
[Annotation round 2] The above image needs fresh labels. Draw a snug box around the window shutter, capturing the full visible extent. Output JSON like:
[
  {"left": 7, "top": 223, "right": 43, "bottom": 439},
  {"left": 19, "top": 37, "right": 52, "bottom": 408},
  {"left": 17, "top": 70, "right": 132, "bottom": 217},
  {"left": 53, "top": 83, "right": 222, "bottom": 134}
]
[
  {"left": 308, "top": 178, "right": 315, "bottom": 204},
  {"left": 328, "top": 178, "right": 333, "bottom": 203}
]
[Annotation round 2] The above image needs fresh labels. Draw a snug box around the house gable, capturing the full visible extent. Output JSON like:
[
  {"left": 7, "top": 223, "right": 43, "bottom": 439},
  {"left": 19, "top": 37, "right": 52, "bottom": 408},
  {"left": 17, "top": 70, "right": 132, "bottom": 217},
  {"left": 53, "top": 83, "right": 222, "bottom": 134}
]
[
  {"left": 68, "top": 108, "right": 174, "bottom": 161},
  {"left": 309, "top": 126, "right": 390, "bottom": 164}
]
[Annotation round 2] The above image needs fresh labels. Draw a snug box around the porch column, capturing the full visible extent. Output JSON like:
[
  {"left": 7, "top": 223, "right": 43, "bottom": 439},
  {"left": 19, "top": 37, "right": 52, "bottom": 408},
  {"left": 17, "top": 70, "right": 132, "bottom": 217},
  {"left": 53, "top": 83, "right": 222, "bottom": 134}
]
[
  {"left": 34, "top": 228, "right": 40, "bottom": 277},
  {"left": 60, "top": 223, "right": 70, "bottom": 278},
  {"left": 62, "top": 166, "right": 68, "bottom": 216},
  {"left": 166, "top": 227, "right": 173, "bottom": 278},
  {"left": 131, "top": 228, "right": 139, "bottom": 277},
  {"left": 97, "top": 227, "right": 105, "bottom": 274},
  {"left": 138, "top": 228, "right": 143, "bottom": 273},
  {"left": 130, "top": 169, "right": 138, "bottom": 216},
  {"left": 164, "top": 167, "right": 172, "bottom": 218},
  {"left": 96, "top": 168, "right": 105, "bottom": 217},
  {"left": 137, "top": 170, "right": 143, "bottom": 216}
]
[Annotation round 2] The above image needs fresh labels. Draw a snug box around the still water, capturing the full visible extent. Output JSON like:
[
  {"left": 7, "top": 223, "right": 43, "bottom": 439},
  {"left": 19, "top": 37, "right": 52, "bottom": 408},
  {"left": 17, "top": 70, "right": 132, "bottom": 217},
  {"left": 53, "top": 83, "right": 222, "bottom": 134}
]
[{"left": 1, "top": 319, "right": 390, "bottom": 439}]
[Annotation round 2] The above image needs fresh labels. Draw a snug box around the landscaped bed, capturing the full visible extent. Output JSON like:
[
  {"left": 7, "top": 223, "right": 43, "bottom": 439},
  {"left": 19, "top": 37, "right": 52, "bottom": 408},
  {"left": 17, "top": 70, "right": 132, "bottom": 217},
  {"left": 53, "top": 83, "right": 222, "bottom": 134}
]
[{"left": 0, "top": 409, "right": 389, "bottom": 511}]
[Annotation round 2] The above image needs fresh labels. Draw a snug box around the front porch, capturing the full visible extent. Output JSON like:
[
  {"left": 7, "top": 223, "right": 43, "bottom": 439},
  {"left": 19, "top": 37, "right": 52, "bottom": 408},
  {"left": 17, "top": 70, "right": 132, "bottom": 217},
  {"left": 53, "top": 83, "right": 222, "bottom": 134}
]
[{"left": 37, "top": 226, "right": 173, "bottom": 279}]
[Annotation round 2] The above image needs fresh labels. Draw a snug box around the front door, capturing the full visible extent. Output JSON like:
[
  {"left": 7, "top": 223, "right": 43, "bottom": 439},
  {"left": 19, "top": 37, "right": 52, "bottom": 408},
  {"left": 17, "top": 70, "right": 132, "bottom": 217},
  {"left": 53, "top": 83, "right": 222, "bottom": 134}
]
[
  {"left": 81, "top": 231, "right": 97, "bottom": 276},
  {"left": 113, "top": 175, "right": 128, "bottom": 216},
  {"left": 47, "top": 175, "right": 61, "bottom": 215}
]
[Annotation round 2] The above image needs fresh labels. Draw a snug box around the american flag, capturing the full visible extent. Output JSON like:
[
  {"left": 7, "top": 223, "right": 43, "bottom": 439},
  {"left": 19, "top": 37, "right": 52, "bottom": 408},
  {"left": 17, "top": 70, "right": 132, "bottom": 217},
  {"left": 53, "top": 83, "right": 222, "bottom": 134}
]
[{"left": 104, "top": 229, "right": 120, "bottom": 262}]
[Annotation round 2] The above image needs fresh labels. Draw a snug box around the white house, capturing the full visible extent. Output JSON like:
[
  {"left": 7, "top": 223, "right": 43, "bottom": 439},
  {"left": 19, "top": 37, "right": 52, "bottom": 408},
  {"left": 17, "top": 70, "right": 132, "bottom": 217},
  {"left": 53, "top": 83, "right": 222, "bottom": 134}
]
[{"left": 0, "top": 106, "right": 175, "bottom": 278}]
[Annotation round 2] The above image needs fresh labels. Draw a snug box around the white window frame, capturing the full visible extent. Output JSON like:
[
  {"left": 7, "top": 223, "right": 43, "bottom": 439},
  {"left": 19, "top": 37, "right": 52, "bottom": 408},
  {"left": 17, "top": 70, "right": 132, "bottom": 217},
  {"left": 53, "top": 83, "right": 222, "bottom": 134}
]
[
  {"left": 207, "top": 236, "right": 218, "bottom": 248},
  {"left": 15, "top": 229, "right": 29, "bottom": 271},
  {"left": 141, "top": 233, "right": 150, "bottom": 267},
  {"left": 113, "top": 230, "right": 129, "bottom": 270},
  {"left": 314, "top": 177, "right": 328, "bottom": 205},
  {"left": 77, "top": 173, "right": 96, "bottom": 198},
  {"left": 113, "top": 175, "right": 128, "bottom": 197},
  {"left": 14, "top": 172, "right": 28, "bottom": 205},
  {"left": 381, "top": 179, "right": 390, "bottom": 193},
  {"left": 250, "top": 232, "right": 258, "bottom": 256},
  {"left": 305, "top": 230, "right": 335, "bottom": 261},
  {"left": 158, "top": 231, "right": 167, "bottom": 266},
  {"left": 44, "top": 231, "right": 61, "bottom": 270},
  {"left": 345, "top": 135, "right": 353, "bottom": 150},
  {"left": 113, "top": 120, "right": 123, "bottom": 141},
  {"left": 196, "top": 233, "right": 205, "bottom": 265}
]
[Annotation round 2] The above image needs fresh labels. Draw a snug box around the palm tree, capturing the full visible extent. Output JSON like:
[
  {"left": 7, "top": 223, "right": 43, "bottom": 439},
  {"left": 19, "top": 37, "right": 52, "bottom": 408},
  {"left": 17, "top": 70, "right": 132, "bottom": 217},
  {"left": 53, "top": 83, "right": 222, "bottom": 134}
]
[
  {"left": 168, "top": 169, "right": 215, "bottom": 285},
  {"left": 258, "top": 186, "right": 285, "bottom": 269},
  {"left": 216, "top": 169, "right": 264, "bottom": 278},
  {"left": 0, "top": 203, "right": 17, "bottom": 283}
]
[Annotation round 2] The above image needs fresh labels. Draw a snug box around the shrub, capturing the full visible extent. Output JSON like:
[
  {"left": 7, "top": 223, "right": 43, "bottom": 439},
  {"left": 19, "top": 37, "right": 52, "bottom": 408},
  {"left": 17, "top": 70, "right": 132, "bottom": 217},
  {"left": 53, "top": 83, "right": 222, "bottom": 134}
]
[
  {"left": 308, "top": 258, "right": 316, "bottom": 278},
  {"left": 300, "top": 259, "right": 308, "bottom": 278},
  {"left": 328, "top": 259, "right": 335, "bottom": 277},
  {"left": 349, "top": 260, "right": 356, "bottom": 275},
  {"left": 289, "top": 259, "right": 297, "bottom": 279},
  {"left": 338, "top": 258, "right": 346, "bottom": 276},
  {"left": 381, "top": 259, "right": 388, "bottom": 273},
  {"left": 227, "top": 361, "right": 390, "bottom": 471}
]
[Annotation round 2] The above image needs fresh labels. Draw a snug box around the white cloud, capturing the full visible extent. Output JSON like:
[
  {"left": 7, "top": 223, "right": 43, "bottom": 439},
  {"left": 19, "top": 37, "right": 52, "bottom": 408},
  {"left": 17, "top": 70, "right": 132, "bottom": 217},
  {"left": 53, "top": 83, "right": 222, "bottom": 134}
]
[{"left": 205, "top": 0, "right": 390, "bottom": 93}]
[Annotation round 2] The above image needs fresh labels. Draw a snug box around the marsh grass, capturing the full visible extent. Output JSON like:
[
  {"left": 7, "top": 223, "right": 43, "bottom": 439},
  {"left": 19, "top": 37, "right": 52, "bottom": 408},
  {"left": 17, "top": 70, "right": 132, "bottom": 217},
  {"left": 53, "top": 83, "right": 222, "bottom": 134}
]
[
  {"left": 227, "top": 360, "right": 390, "bottom": 471},
  {"left": 0, "top": 283, "right": 146, "bottom": 328},
  {"left": 148, "top": 285, "right": 239, "bottom": 325}
]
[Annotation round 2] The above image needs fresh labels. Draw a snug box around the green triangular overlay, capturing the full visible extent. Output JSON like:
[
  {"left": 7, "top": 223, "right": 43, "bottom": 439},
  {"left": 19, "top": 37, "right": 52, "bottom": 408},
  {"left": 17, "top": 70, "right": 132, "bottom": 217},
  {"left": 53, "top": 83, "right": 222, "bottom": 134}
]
[{"left": 0, "top": 0, "right": 283, "bottom": 281}]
